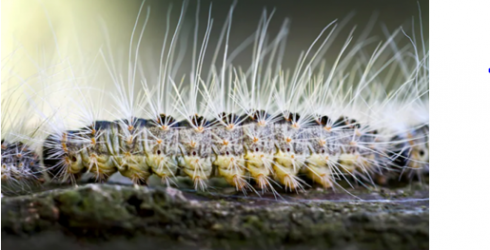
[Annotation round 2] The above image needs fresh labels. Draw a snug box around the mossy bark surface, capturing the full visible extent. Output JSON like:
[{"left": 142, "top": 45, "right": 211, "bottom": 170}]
[{"left": 2, "top": 182, "right": 428, "bottom": 250}]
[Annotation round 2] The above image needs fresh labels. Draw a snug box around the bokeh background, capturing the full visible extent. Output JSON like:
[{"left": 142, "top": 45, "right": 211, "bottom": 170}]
[
  {"left": 2, "top": 0, "right": 428, "bottom": 74},
  {"left": 2, "top": 0, "right": 428, "bottom": 129}
]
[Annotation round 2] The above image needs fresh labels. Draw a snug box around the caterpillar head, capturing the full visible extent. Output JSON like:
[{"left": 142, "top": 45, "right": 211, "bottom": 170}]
[
  {"left": 407, "top": 126, "right": 429, "bottom": 170},
  {"left": 390, "top": 125, "right": 429, "bottom": 172}
]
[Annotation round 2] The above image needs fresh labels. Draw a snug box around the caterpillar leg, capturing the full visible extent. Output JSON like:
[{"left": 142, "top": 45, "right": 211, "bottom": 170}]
[
  {"left": 214, "top": 155, "right": 248, "bottom": 191},
  {"left": 304, "top": 153, "right": 337, "bottom": 188},
  {"left": 273, "top": 150, "right": 307, "bottom": 191},
  {"left": 244, "top": 150, "right": 276, "bottom": 193},
  {"left": 147, "top": 154, "right": 178, "bottom": 185},
  {"left": 177, "top": 155, "right": 213, "bottom": 191},
  {"left": 81, "top": 150, "right": 117, "bottom": 182}
]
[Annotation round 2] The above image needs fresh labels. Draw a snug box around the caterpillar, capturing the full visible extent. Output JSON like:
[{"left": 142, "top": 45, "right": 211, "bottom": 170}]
[{"left": 1, "top": 0, "right": 429, "bottom": 197}]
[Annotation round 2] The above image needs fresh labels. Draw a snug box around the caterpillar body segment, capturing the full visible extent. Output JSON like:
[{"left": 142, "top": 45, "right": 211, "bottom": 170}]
[
  {"left": 177, "top": 115, "right": 214, "bottom": 191},
  {"left": 112, "top": 118, "right": 153, "bottom": 185},
  {"left": 272, "top": 113, "right": 311, "bottom": 191},
  {"left": 356, "top": 129, "right": 390, "bottom": 177},
  {"left": 302, "top": 116, "right": 341, "bottom": 188},
  {"left": 144, "top": 115, "right": 179, "bottom": 185},
  {"left": 332, "top": 117, "right": 390, "bottom": 187},
  {"left": 333, "top": 118, "right": 367, "bottom": 173},
  {"left": 210, "top": 113, "right": 249, "bottom": 192},
  {"left": 79, "top": 121, "right": 118, "bottom": 182},
  {"left": 241, "top": 110, "right": 278, "bottom": 193}
]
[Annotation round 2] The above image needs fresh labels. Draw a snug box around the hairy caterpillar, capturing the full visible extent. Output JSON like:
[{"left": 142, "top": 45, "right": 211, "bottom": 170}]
[{"left": 1, "top": 0, "right": 429, "bottom": 197}]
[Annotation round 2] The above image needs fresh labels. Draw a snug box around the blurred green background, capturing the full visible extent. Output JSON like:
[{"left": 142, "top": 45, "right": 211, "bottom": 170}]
[
  {"left": 2, "top": 0, "right": 428, "bottom": 128},
  {"left": 2, "top": 0, "right": 428, "bottom": 77}
]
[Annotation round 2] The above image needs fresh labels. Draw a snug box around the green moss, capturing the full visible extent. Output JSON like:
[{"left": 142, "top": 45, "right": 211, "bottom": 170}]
[{"left": 2, "top": 183, "right": 428, "bottom": 250}]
